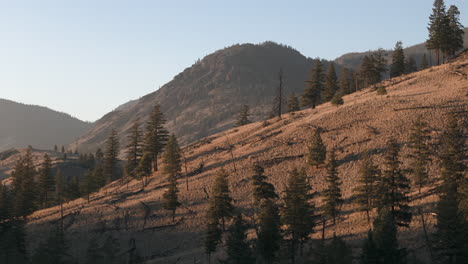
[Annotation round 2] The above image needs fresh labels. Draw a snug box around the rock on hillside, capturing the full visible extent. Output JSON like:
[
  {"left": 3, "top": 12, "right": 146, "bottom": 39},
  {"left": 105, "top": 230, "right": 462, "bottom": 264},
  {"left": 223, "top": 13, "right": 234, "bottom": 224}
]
[
  {"left": 27, "top": 52, "right": 468, "bottom": 263},
  {"left": 0, "top": 98, "right": 92, "bottom": 151},
  {"left": 71, "top": 42, "right": 343, "bottom": 154}
]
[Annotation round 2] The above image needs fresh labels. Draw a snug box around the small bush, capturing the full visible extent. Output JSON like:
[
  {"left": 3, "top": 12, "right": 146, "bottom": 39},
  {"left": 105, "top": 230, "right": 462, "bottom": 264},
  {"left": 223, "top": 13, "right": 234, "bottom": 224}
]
[{"left": 376, "top": 86, "right": 387, "bottom": 95}]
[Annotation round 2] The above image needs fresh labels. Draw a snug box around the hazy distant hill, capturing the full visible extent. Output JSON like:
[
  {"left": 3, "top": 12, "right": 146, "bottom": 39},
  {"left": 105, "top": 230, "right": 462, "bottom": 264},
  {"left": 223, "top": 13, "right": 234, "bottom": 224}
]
[
  {"left": 334, "top": 28, "right": 468, "bottom": 71},
  {"left": 72, "top": 42, "right": 343, "bottom": 154},
  {"left": 0, "top": 98, "right": 92, "bottom": 151}
]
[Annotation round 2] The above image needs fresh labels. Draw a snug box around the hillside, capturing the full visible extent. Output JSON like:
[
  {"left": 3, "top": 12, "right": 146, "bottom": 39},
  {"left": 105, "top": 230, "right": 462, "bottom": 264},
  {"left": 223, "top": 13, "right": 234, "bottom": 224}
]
[
  {"left": 0, "top": 99, "right": 92, "bottom": 151},
  {"left": 334, "top": 28, "right": 468, "bottom": 71},
  {"left": 25, "top": 52, "right": 468, "bottom": 263},
  {"left": 71, "top": 42, "right": 344, "bottom": 154}
]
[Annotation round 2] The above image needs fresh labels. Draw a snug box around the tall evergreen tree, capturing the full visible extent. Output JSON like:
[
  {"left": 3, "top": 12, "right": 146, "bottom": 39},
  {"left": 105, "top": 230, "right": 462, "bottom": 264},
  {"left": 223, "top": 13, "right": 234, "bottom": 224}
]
[
  {"left": 322, "top": 150, "right": 343, "bottom": 225},
  {"left": 85, "top": 238, "right": 103, "bottom": 264},
  {"left": 360, "top": 230, "right": 379, "bottom": 264},
  {"left": 407, "top": 116, "right": 431, "bottom": 193},
  {"left": 136, "top": 152, "right": 152, "bottom": 187},
  {"left": 80, "top": 170, "right": 97, "bottom": 203},
  {"left": 302, "top": 59, "right": 324, "bottom": 109},
  {"left": 307, "top": 128, "right": 327, "bottom": 168},
  {"left": 38, "top": 154, "right": 54, "bottom": 208},
  {"left": 0, "top": 219, "right": 29, "bottom": 264},
  {"left": 339, "top": 67, "right": 351, "bottom": 95},
  {"left": 287, "top": 93, "right": 300, "bottom": 113},
  {"left": 204, "top": 214, "right": 222, "bottom": 264},
  {"left": 439, "top": 114, "right": 465, "bottom": 184},
  {"left": 282, "top": 168, "right": 315, "bottom": 263},
  {"left": 390, "top": 41, "right": 406, "bottom": 78},
  {"left": 103, "top": 129, "right": 120, "bottom": 183},
  {"left": 12, "top": 149, "right": 37, "bottom": 217},
  {"left": 256, "top": 200, "right": 282, "bottom": 264},
  {"left": 360, "top": 50, "right": 387, "bottom": 88},
  {"left": 235, "top": 105, "right": 251, "bottom": 126},
  {"left": 427, "top": 0, "right": 450, "bottom": 64},
  {"left": 32, "top": 226, "right": 71, "bottom": 264},
  {"left": 207, "top": 169, "right": 234, "bottom": 230},
  {"left": 0, "top": 184, "right": 11, "bottom": 221},
  {"left": 222, "top": 214, "right": 255, "bottom": 264},
  {"left": 324, "top": 234, "right": 353, "bottom": 264},
  {"left": 271, "top": 68, "right": 284, "bottom": 118},
  {"left": 125, "top": 120, "right": 143, "bottom": 178},
  {"left": 446, "top": 5, "right": 465, "bottom": 57},
  {"left": 421, "top": 53, "right": 429, "bottom": 69},
  {"left": 377, "top": 140, "right": 412, "bottom": 227},
  {"left": 353, "top": 155, "right": 379, "bottom": 223},
  {"left": 251, "top": 164, "right": 278, "bottom": 205},
  {"left": 372, "top": 208, "right": 407, "bottom": 264},
  {"left": 405, "top": 56, "right": 417, "bottom": 74},
  {"left": 144, "top": 104, "right": 169, "bottom": 172},
  {"left": 162, "top": 135, "right": 182, "bottom": 221},
  {"left": 323, "top": 63, "right": 338, "bottom": 102}
]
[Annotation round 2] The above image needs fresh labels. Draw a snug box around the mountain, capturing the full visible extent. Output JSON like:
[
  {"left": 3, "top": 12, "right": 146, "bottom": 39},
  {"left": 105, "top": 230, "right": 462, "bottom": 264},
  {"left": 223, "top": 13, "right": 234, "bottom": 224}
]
[
  {"left": 71, "top": 42, "right": 344, "bottom": 154},
  {"left": 27, "top": 52, "right": 468, "bottom": 263},
  {"left": 0, "top": 99, "right": 92, "bottom": 151},
  {"left": 334, "top": 28, "right": 468, "bottom": 71}
]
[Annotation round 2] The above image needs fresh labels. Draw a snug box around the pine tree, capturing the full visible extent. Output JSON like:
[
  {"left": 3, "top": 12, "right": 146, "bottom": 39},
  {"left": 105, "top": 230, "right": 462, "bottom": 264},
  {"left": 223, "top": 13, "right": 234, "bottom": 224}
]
[
  {"left": 162, "top": 135, "right": 182, "bottom": 221},
  {"left": 204, "top": 215, "right": 222, "bottom": 264},
  {"left": 360, "top": 230, "right": 379, "bottom": 264},
  {"left": 330, "top": 92, "right": 344, "bottom": 107},
  {"left": 32, "top": 226, "right": 71, "bottom": 264},
  {"left": 99, "top": 235, "right": 122, "bottom": 264},
  {"left": 144, "top": 104, "right": 169, "bottom": 172},
  {"left": 323, "top": 63, "right": 339, "bottom": 102},
  {"left": 307, "top": 128, "right": 327, "bottom": 168},
  {"left": 271, "top": 68, "right": 284, "bottom": 118},
  {"left": 38, "top": 154, "right": 54, "bottom": 208},
  {"left": 251, "top": 164, "right": 278, "bottom": 205},
  {"left": 256, "top": 200, "right": 282, "bottom": 264},
  {"left": 54, "top": 145, "right": 58, "bottom": 152},
  {"left": 287, "top": 93, "right": 300, "bottom": 113},
  {"left": 0, "top": 184, "right": 11, "bottom": 221},
  {"left": 427, "top": 0, "right": 450, "bottom": 65},
  {"left": 208, "top": 169, "right": 234, "bottom": 230},
  {"left": 125, "top": 120, "right": 143, "bottom": 178},
  {"left": 0, "top": 219, "right": 29, "bottom": 264},
  {"left": 223, "top": 214, "right": 255, "bottom": 264},
  {"left": 282, "top": 168, "right": 315, "bottom": 263},
  {"left": 85, "top": 238, "right": 103, "bottom": 264},
  {"left": 372, "top": 208, "right": 407, "bottom": 264},
  {"left": 421, "top": 53, "right": 429, "bottom": 69},
  {"left": 61, "top": 145, "right": 65, "bottom": 153},
  {"left": 339, "top": 68, "right": 351, "bottom": 95},
  {"left": 446, "top": 5, "right": 465, "bottom": 57},
  {"left": 93, "top": 165, "right": 106, "bottom": 190},
  {"left": 390, "top": 41, "right": 406, "bottom": 78},
  {"left": 353, "top": 155, "right": 379, "bottom": 223},
  {"left": 103, "top": 129, "right": 120, "bottom": 183},
  {"left": 12, "top": 149, "right": 37, "bottom": 217},
  {"left": 407, "top": 116, "right": 431, "bottom": 193},
  {"left": 302, "top": 59, "right": 324, "bottom": 109},
  {"left": 80, "top": 170, "right": 97, "bottom": 203},
  {"left": 136, "top": 152, "right": 152, "bottom": 187},
  {"left": 439, "top": 114, "right": 465, "bottom": 184},
  {"left": 405, "top": 56, "right": 418, "bottom": 74},
  {"left": 377, "top": 139, "right": 412, "bottom": 227},
  {"left": 65, "top": 175, "right": 81, "bottom": 201},
  {"left": 360, "top": 50, "right": 387, "bottom": 88},
  {"left": 235, "top": 105, "right": 251, "bottom": 127},
  {"left": 322, "top": 150, "right": 343, "bottom": 225},
  {"left": 324, "top": 234, "right": 353, "bottom": 264}
]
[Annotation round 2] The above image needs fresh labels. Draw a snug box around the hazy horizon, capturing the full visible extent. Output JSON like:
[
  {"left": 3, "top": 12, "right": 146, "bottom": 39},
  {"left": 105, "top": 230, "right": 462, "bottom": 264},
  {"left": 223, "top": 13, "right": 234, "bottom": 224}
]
[{"left": 1, "top": 0, "right": 466, "bottom": 122}]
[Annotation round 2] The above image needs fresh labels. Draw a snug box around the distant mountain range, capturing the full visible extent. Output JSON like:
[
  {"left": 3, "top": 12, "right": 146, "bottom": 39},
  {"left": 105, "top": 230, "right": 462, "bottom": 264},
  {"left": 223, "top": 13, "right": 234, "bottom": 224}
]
[{"left": 0, "top": 98, "right": 92, "bottom": 151}]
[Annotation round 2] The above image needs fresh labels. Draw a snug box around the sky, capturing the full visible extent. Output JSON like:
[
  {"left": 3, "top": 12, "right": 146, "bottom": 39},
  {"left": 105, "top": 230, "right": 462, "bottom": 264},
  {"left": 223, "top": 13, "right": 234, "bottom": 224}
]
[{"left": 0, "top": 0, "right": 466, "bottom": 122}]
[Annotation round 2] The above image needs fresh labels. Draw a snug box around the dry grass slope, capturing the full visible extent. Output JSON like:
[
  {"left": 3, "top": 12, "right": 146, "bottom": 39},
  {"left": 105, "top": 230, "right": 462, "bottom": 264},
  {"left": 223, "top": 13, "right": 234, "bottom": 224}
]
[{"left": 27, "top": 53, "right": 468, "bottom": 264}]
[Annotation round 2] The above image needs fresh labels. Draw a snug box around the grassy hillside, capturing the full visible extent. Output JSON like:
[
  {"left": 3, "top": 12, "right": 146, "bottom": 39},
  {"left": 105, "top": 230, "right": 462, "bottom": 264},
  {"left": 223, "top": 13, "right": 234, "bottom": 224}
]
[{"left": 26, "top": 53, "right": 468, "bottom": 263}]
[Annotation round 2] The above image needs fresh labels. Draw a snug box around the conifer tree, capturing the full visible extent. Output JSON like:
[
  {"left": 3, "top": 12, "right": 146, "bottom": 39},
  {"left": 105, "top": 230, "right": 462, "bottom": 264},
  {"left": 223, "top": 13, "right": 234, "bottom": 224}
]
[
  {"left": 407, "top": 116, "right": 431, "bottom": 193},
  {"left": 373, "top": 208, "right": 407, "bottom": 264},
  {"left": 235, "top": 105, "right": 251, "bottom": 127},
  {"left": 85, "top": 238, "right": 103, "bottom": 264},
  {"left": 377, "top": 139, "right": 412, "bottom": 227},
  {"left": 99, "top": 235, "right": 122, "bottom": 264},
  {"left": 287, "top": 93, "right": 300, "bottom": 113},
  {"left": 307, "top": 128, "right": 327, "bottom": 168},
  {"left": 54, "top": 145, "right": 58, "bottom": 152},
  {"left": 282, "top": 168, "right": 315, "bottom": 263},
  {"left": 251, "top": 164, "right": 278, "bottom": 205},
  {"left": 38, "top": 153, "right": 54, "bottom": 208},
  {"left": 0, "top": 219, "right": 29, "bottom": 264},
  {"left": 80, "top": 170, "right": 97, "bottom": 203},
  {"left": 390, "top": 41, "right": 406, "bottom": 78},
  {"left": 427, "top": 0, "right": 450, "bottom": 65},
  {"left": 271, "top": 68, "right": 284, "bottom": 118},
  {"left": 446, "top": 5, "right": 465, "bottom": 57},
  {"left": 324, "top": 234, "right": 353, "bottom": 264},
  {"left": 302, "top": 59, "right": 324, "bottom": 108},
  {"left": 322, "top": 150, "right": 343, "bottom": 225},
  {"left": 323, "top": 63, "right": 338, "bottom": 102},
  {"left": 208, "top": 169, "right": 234, "bottom": 230},
  {"left": 353, "top": 155, "right": 379, "bottom": 223},
  {"left": 144, "top": 104, "right": 169, "bottom": 172},
  {"left": 136, "top": 152, "right": 152, "bottom": 187},
  {"left": 339, "top": 68, "right": 351, "bottom": 95},
  {"left": 360, "top": 50, "right": 387, "bottom": 88},
  {"left": 256, "top": 200, "right": 282, "bottom": 264},
  {"left": 93, "top": 165, "right": 106, "bottom": 190},
  {"left": 32, "top": 226, "right": 70, "bottom": 264},
  {"left": 66, "top": 175, "right": 81, "bottom": 201},
  {"left": 162, "top": 135, "right": 182, "bottom": 221},
  {"left": 405, "top": 57, "right": 418, "bottom": 74},
  {"left": 204, "top": 215, "right": 222, "bottom": 264},
  {"left": 421, "top": 53, "right": 429, "bottom": 69},
  {"left": 12, "top": 149, "right": 37, "bottom": 217},
  {"left": 330, "top": 92, "right": 344, "bottom": 107},
  {"left": 103, "top": 129, "right": 120, "bottom": 183},
  {"left": 125, "top": 120, "right": 143, "bottom": 178},
  {"left": 223, "top": 214, "right": 255, "bottom": 264},
  {"left": 439, "top": 115, "right": 465, "bottom": 183},
  {"left": 61, "top": 145, "right": 65, "bottom": 153},
  {"left": 0, "top": 184, "right": 11, "bottom": 221},
  {"left": 360, "top": 230, "right": 379, "bottom": 264}
]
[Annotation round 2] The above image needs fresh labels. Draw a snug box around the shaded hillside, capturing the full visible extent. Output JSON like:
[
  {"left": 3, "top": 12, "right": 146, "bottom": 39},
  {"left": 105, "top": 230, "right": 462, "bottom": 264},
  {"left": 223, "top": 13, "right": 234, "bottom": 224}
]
[
  {"left": 27, "top": 53, "right": 468, "bottom": 263},
  {"left": 71, "top": 42, "right": 343, "bottom": 154},
  {"left": 0, "top": 99, "right": 92, "bottom": 151},
  {"left": 334, "top": 28, "right": 468, "bottom": 71}
]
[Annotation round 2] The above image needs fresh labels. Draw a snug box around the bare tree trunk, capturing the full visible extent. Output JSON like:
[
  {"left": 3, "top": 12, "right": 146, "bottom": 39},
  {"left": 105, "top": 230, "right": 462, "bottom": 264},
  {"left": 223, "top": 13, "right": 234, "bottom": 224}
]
[{"left": 278, "top": 68, "right": 283, "bottom": 118}]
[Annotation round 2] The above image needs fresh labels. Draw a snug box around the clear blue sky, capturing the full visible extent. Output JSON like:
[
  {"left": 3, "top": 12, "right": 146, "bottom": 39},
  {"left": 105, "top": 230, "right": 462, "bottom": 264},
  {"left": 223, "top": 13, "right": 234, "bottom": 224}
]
[{"left": 1, "top": 0, "right": 466, "bottom": 122}]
